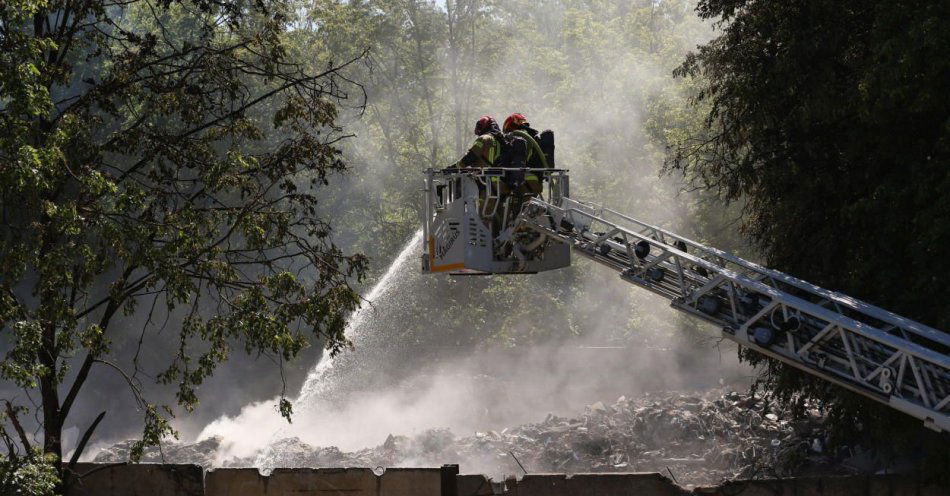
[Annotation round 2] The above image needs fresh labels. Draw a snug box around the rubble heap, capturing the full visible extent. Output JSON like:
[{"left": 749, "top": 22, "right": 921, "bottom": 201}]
[
  {"left": 94, "top": 436, "right": 222, "bottom": 468},
  {"left": 96, "top": 389, "right": 870, "bottom": 487}
]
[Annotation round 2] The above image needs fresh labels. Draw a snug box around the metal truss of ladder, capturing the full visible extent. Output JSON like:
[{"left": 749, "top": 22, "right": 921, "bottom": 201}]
[{"left": 516, "top": 197, "right": 950, "bottom": 432}]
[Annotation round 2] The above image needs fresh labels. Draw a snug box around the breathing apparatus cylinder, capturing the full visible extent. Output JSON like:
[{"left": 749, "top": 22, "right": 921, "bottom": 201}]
[{"left": 539, "top": 130, "right": 555, "bottom": 168}]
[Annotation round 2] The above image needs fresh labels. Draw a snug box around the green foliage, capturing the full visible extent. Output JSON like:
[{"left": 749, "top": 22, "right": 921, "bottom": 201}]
[
  {"left": 669, "top": 0, "right": 950, "bottom": 466},
  {"left": 1, "top": 404, "right": 58, "bottom": 495},
  {"left": 1, "top": 0, "right": 366, "bottom": 469},
  {"left": 0, "top": 451, "right": 59, "bottom": 496},
  {"left": 0, "top": 452, "right": 59, "bottom": 496}
]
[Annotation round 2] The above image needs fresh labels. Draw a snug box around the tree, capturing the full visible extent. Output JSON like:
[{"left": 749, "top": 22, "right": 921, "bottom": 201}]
[
  {"left": 0, "top": 450, "right": 58, "bottom": 496},
  {"left": 0, "top": 0, "right": 367, "bottom": 487},
  {"left": 668, "top": 0, "right": 950, "bottom": 467}
]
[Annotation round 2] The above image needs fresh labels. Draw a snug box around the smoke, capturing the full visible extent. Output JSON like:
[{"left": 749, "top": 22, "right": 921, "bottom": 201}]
[
  {"left": 197, "top": 325, "right": 749, "bottom": 467},
  {"left": 198, "top": 399, "right": 281, "bottom": 461},
  {"left": 192, "top": 253, "right": 750, "bottom": 466}
]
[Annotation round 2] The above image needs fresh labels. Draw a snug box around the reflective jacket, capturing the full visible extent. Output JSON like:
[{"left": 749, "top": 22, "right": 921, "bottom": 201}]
[{"left": 452, "top": 134, "right": 501, "bottom": 168}]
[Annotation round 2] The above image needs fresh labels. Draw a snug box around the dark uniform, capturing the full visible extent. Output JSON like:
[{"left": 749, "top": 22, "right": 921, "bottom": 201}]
[
  {"left": 503, "top": 114, "right": 553, "bottom": 225},
  {"left": 508, "top": 127, "right": 549, "bottom": 195}
]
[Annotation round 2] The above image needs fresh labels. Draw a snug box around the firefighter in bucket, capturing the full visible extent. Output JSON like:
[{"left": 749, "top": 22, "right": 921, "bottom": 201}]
[{"left": 449, "top": 115, "right": 529, "bottom": 238}]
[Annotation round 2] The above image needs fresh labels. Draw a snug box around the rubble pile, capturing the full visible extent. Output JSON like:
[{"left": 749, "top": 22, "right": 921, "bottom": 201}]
[
  {"left": 94, "top": 436, "right": 222, "bottom": 468},
  {"left": 96, "top": 389, "right": 863, "bottom": 486}
]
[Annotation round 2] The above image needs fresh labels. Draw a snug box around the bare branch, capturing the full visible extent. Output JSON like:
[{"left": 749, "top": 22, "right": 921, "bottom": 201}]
[
  {"left": 67, "top": 411, "right": 106, "bottom": 471},
  {"left": 4, "top": 401, "right": 33, "bottom": 459}
]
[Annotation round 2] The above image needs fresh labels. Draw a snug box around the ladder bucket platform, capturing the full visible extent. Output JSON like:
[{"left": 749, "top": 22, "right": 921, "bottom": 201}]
[{"left": 421, "top": 168, "right": 571, "bottom": 275}]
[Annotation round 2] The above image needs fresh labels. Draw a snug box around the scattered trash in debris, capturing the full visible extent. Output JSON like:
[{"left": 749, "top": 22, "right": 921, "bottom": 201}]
[{"left": 95, "top": 389, "right": 888, "bottom": 486}]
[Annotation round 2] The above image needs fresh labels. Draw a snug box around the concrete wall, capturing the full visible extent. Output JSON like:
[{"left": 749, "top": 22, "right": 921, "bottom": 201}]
[
  {"left": 69, "top": 463, "right": 203, "bottom": 496},
  {"left": 67, "top": 465, "right": 441, "bottom": 496},
  {"left": 458, "top": 473, "right": 948, "bottom": 496},
  {"left": 66, "top": 464, "right": 947, "bottom": 496},
  {"left": 205, "top": 467, "right": 441, "bottom": 496},
  {"left": 457, "top": 472, "right": 685, "bottom": 496},
  {"left": 694, "top": 475, "right": 949, "bottom": 496}
]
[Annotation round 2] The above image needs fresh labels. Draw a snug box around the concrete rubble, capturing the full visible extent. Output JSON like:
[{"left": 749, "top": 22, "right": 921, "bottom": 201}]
[
  {"left": 95, "top": 435, "right": 221, "bottom": 468},
  {"left": 95, "top": 389, "right": 884, "bottom": 487}
]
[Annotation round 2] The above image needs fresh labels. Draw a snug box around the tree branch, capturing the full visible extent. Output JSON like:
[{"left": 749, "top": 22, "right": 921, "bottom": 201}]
[
  {"left": 59, "top": 293, "right": 124, "bottom": 422},
  {"left": 67, "top": 411, "right": 105, "bottom": 471},
  {"left": 4, "top": 401, "right": 33, "bottom": 459}
]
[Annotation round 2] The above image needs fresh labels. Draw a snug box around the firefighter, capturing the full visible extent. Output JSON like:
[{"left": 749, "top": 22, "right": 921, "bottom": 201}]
[
  {"left": 502, "top": 113, "right": 551, "bottom": 228},
  {"left": 503, "top": 113, "right": 549, "bottom": 171},
  {"left": 449, "top": 116, "right": 510, "bottom": 236},
  {"left": 451, "top": 115, "right": 503, "bottom": 168}
]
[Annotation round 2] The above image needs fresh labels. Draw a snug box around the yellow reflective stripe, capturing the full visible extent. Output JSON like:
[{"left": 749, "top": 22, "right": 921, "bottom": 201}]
[{"left": 487, "top": 138, "right": 500, "bottom": 164}]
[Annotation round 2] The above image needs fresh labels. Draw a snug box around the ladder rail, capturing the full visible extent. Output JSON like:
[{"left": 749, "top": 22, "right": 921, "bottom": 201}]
[
  {"left": 570, "top": 199, "right": 950, "bottom": 350},
  {"left": 516, "top": 197, "right": 950, "bottom": 432}
]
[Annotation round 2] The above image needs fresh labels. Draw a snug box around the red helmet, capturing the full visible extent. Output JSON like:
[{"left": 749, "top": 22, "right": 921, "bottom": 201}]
[
  {"left": 474, "top": 115, "right": 498, "bottom": 135},
  {"left": 503, "top": 113, "right": 528, "bottom": 133}
]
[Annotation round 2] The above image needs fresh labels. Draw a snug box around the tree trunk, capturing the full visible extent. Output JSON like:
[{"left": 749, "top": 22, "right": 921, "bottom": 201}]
[{"left": 41, "top": 324, "right": 63, "bottom": 462}]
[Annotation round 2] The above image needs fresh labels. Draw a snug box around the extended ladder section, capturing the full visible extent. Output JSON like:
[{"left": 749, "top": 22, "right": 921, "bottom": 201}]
[{"left": 514, "top": 197, "right": 950, "bottom": 432}]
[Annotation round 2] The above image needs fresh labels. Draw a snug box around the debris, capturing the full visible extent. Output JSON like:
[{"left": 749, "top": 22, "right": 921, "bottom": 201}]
[
  {"left": 93, "top": 436, "right": 222, "bottom": 467},
  {"left": 508, "top": 451, "right": 527, "bottom": 475},
  {"left": 95, "top": 389, "right": 877, "bottom": 486},
  {"left": 666, "top": 466, "right": 679, "bottom": 485}
]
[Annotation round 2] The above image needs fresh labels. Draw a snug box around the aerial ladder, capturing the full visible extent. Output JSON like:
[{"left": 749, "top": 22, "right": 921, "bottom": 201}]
[{"left": 422, "top": 167, "right": 950, "bottom": 433}]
